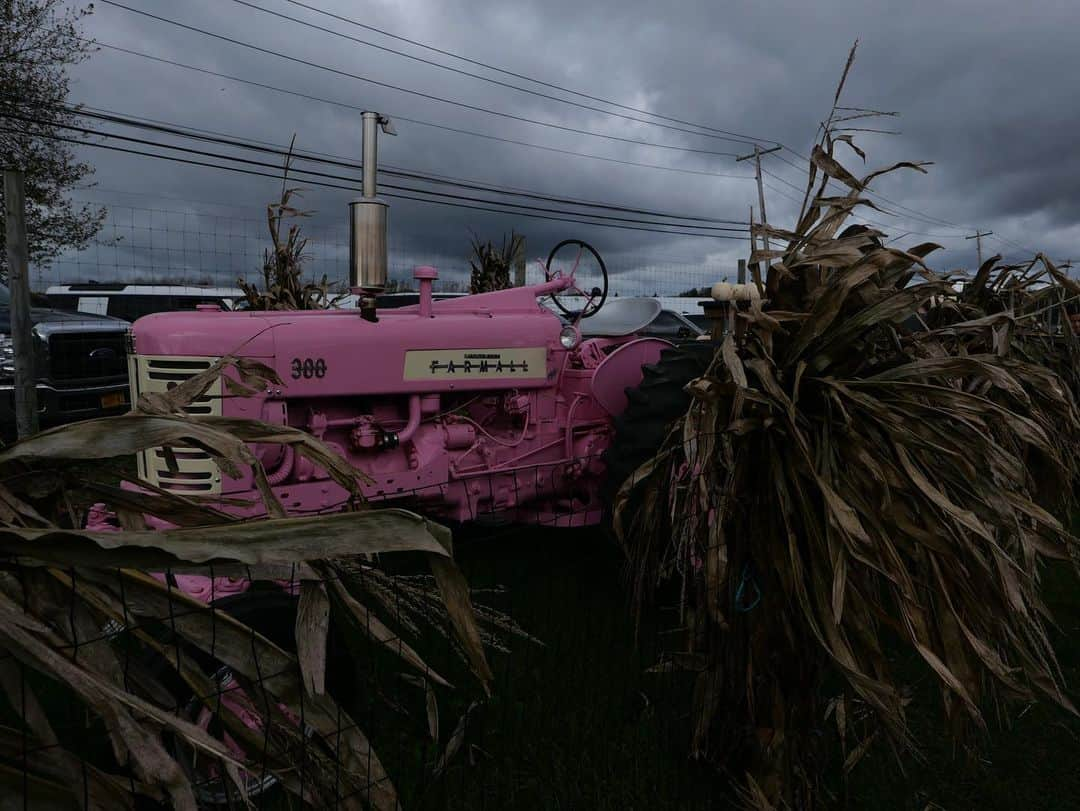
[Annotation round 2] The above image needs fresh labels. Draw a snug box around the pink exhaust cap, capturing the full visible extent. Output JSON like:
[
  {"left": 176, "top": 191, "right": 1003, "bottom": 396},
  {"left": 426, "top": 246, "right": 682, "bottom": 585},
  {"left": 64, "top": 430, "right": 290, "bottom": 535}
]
[{"left": 415, "top": 266, "right": 439, "bottom": 317}]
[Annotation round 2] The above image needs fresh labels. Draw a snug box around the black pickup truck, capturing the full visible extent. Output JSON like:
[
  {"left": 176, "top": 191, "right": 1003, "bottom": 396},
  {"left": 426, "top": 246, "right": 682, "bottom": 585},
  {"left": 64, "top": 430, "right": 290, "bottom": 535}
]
[{"left": 0, "top": 283, "right": 130, "bottom": 429}]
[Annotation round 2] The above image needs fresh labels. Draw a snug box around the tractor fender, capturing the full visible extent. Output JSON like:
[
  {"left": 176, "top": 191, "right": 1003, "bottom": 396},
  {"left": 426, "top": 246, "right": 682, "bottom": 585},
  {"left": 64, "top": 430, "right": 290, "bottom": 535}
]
[{"left": 590, "top": 338, "right": 673, "bottom": 417}]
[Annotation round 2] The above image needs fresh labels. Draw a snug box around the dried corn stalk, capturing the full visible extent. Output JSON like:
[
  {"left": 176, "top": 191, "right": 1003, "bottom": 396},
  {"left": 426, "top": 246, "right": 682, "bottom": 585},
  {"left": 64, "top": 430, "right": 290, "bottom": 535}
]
[
  {"left": 468, "top": 230, "right": 523, "bottom": 294},
  {"left": 0, "top": 358, "right": 500, "bottom": 810},
  {"left": 238, "top": 136, "right": 343, "bottom": 310},
  {"left": 615, "top": 44, "right": 1079, "bottom": 809}
]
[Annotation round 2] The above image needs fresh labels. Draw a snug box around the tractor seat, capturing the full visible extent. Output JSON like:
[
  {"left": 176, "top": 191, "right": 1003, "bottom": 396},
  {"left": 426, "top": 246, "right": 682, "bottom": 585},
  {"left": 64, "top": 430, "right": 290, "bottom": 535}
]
[{"left": 575, "top": 297, "right": 663, "bottom": 337}]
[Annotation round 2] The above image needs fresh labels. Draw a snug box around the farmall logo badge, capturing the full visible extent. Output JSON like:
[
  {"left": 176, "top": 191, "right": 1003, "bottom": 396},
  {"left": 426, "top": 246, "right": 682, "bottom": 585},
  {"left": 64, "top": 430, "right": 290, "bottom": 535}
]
[{"left": 404, "top": 348, "right": 547, "bottom": 380}]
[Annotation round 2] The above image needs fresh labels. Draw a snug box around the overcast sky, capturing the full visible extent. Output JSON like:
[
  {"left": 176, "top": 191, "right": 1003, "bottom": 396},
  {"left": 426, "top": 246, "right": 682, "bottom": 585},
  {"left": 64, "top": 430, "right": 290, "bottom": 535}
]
[{"left": 49, "top": 0, "right": 1080, "bottom": 293}]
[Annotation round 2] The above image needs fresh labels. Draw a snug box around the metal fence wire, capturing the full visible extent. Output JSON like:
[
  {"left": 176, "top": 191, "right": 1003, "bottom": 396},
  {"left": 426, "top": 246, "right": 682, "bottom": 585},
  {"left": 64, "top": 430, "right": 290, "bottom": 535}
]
[
  {"left": 3, "top": 189, "right": 723, "bottom": 808},
  {"left": 0, "top": 451, "right": 721, "bottom": 810},
  {"left": 39, "top": 203, "right": 731, "bottom": 297},
  {"left": 11, "top": 200, "right": 1078, "bottom": 809}
]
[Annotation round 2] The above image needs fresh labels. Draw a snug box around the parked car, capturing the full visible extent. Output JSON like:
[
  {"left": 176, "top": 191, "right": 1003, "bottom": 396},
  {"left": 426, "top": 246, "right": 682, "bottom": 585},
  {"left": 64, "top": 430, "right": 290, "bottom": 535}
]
[
  {"left": 636, "top": 307, "right": 707, "bottom": 340},
  {"left": 539, "top": 296, "right": 707, "bottom": 340},
  {"left": 0, "top": 284, "right": 130, "bottom": 429},
  {"left": 45, "top": 283, "right": 244, "bottom": 322}
]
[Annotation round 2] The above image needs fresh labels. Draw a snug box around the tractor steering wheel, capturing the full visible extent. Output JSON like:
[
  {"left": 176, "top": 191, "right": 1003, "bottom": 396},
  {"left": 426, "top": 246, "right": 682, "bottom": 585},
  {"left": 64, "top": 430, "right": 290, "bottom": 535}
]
[{"left": 546, "top": 239, "right": 609, "bottom": 319}]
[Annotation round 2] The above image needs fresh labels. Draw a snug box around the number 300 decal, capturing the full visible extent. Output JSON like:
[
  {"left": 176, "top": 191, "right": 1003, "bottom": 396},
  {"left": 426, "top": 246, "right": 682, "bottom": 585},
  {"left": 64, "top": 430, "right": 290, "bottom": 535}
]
[{"left": 291, "top": 357, "right": 327, "bottom": 379}]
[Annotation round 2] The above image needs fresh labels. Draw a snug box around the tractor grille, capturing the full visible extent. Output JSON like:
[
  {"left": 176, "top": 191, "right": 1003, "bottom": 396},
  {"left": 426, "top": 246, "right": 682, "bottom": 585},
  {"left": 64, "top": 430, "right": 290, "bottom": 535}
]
[
  {"left": 48, "top": 332, "right": 128, "bottom": 384},
  {"left": 131, "top": 355, "right": 222, "bottom": 494}
]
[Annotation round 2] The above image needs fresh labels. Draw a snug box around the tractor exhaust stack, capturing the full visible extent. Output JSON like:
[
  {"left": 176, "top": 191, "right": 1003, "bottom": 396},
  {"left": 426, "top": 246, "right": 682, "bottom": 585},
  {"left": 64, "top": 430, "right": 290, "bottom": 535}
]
[{"left": 350, "top": 111, "right": 395, "bottom": 318}]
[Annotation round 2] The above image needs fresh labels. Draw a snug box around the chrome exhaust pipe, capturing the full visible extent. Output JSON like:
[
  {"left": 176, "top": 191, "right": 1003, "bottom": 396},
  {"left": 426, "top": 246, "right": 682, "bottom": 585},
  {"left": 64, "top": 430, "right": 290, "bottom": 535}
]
[{"left": 349, "top": 112, "right": 395, "bottom": 313}]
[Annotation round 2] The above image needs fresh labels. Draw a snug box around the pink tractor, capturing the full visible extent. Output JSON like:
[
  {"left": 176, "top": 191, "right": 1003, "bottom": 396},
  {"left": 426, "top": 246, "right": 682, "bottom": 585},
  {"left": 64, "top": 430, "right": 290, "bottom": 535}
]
[
  {"left": 123, "top": 240, "right": 712, "bottom": 528},
  {"left": 117, "top": 110, "right": 722, "bottom": 531}
]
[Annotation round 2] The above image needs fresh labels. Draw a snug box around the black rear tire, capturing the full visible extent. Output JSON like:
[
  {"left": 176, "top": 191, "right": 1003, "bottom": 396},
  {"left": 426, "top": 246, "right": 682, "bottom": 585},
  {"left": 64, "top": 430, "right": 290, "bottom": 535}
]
[{"left": 602, "top": 341, "right": 715, "bottom": 512}]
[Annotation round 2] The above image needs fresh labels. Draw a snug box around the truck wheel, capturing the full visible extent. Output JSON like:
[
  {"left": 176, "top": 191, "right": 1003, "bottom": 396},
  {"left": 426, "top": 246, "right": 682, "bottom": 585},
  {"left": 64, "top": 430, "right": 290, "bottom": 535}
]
[{"left": 602, "top": 341, "right": 715, "bottom": 519}]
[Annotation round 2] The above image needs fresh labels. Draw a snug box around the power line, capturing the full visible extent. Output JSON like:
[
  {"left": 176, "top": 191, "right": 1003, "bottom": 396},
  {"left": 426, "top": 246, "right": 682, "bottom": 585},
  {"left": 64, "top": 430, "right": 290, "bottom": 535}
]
[
  {"left": 759, "top": 165, "right": 810, "bottom": 198},
  {"left": 90, "top": 41, "right": 755, "bottom": 181},
  {"left": 79, "top": 102, "right": 721, "bottom": 215},
  {"left": 987, "top": 232, "right": 1040, "bottom": 258},
  {"left": 760, "top": 178, "right": 976, "bottom": 241},
  {"left": 280, "top": 0, "right": 782, "bottom": 146},
  {"left": 98, "top": 0, "right": 1020, "bottom": 252},
  {"left": 3, "top": 107, "right": 748, "bottom": 231},
  {"left": 756, "top": 148, "right": 1041, "bottom": 255},
  {"left": 56, "top": 103, "right": 746, "bottom": 224},
  {"left": 16, "top": 114, "right": 747, "bottom": 231},
  {"left": 96, "top": 1, "right": 742, "bottom": 158},
  {"left": 2, "top": 125, "right": 746, "bottom": 240},
  {"left": 227, "top": 0, "right": 769, "bottom": 148},
  {"left": 770, "top": 148, "right": 978, "bottom": 233},
  {"left": 86, "top": 152, "right": 748, "bottom": 236},
  {"left": 274, "top": 4, "right": 958, "bottom": 230},
  {"left": 759, "top": 165, "right": 976, "bottom": 238},
  {"left": 760, "top": 180, "right": 807, "bottom": 208},
  {"left": 853, "top": 222, "right": 973, "bottom": 241},
  {"left": 81, "top": 103, "right": 730, "bottom": 217}
]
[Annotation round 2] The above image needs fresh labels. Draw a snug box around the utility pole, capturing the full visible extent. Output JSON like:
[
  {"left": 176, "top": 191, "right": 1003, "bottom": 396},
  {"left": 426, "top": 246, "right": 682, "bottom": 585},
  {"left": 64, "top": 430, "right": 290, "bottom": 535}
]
[
  {"left": 965, "top": 230, "right": 993, "bottom": 267},
  {"left": 748, "top": 204, "right": 755, "bottom": 255},
  {"left": 736, "top": 144, "right": 782, "bottom": 254},
  {"left": 748, "top": 205, "right": 759, "bottom": 285},
  {"left": 3, "top": 169, "right": 39, "bottom": 438}
]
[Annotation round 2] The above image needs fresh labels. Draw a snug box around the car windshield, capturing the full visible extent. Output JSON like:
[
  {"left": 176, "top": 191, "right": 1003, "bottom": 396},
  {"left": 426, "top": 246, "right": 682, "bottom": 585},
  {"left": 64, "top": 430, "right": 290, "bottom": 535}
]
[{"left": 0, "top": 285, "right": 10, "bottom": 307}]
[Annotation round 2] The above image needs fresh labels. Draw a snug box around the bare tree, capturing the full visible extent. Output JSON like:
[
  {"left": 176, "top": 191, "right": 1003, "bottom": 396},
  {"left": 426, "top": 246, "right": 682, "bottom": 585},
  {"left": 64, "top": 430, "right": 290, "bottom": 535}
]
[{"left": 0, "top": 0, "right": 105, "bottom": 281}]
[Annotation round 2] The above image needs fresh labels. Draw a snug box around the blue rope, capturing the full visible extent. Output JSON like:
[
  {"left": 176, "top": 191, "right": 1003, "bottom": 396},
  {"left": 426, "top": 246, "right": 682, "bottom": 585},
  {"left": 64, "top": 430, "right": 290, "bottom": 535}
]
[{"left": 734, "top": 563, "right": 761, "bottom": 612}]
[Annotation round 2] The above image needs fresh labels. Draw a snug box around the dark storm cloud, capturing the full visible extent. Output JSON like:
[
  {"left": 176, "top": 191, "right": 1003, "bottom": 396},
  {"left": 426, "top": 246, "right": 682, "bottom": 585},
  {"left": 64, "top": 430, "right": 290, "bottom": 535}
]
[{"left": 56, "top": 0, "right": 1080, "bottom": 291}]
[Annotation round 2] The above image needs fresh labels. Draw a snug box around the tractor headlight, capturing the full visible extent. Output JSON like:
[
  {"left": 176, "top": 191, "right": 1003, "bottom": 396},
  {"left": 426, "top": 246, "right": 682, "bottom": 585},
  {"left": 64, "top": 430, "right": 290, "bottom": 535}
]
[
  {"left": 559, "top": 325, "right": 580, "bottom": 349},
  {"left": 0, "top": 334, "right": 15, "bottom": 379}
]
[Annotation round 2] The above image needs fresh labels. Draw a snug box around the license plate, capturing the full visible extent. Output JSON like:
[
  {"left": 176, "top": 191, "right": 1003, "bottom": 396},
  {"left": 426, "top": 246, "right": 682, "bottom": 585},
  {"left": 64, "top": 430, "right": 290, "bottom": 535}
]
[{"left": 100, "top": 391, "right": 127, "bottom": 409}]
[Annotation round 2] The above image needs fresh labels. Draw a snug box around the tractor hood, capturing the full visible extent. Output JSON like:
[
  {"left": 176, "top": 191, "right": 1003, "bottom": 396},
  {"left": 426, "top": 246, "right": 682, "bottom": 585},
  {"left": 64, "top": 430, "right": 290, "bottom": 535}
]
[{"left": 130, "top": 292, "right": 566, "bottom": 396}]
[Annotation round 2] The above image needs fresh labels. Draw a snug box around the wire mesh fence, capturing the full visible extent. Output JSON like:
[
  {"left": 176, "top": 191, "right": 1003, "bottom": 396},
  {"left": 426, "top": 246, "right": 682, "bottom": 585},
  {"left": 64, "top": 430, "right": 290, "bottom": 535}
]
[
  {"left": 0, "top": 452, "right": 721, "bottom": 810},
  {"left": 37, "top": 203, "right": 734, "bottom": 298},
  {"left": 12, "top": 192, "right": 1080, "bottom": 810},
  {"left": 7, "top": 198, "right": 733, "bottom": 436},
  {"left": 4, "top": 188, "right": 722, "bottom": 806}
]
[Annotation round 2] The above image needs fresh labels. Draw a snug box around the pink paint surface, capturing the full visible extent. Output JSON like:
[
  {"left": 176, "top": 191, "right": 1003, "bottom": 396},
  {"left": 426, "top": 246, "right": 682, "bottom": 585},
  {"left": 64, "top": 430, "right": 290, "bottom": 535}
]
[
  {"left": 103, "top": 273, "right": 676, "bottom": 602},
  {"left": 129, "top": 274, "right": 670, "bottom": 526}
]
